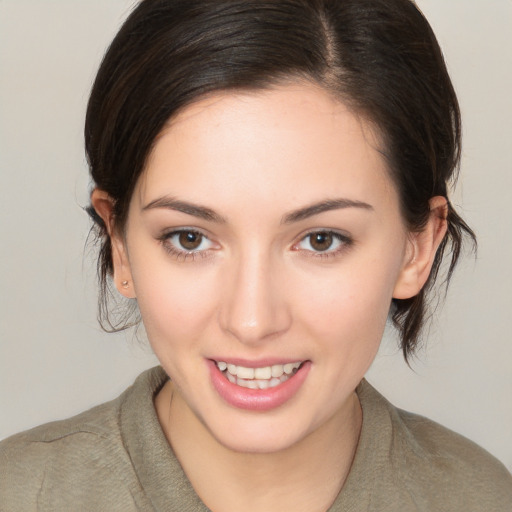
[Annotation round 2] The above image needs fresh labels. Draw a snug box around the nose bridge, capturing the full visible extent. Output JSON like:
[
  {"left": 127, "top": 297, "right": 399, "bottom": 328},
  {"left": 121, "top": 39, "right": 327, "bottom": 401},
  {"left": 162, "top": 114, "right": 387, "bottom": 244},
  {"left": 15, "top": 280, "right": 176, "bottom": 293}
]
[{"left": 219, "top": 245, "right": 290, "bottom": 344}]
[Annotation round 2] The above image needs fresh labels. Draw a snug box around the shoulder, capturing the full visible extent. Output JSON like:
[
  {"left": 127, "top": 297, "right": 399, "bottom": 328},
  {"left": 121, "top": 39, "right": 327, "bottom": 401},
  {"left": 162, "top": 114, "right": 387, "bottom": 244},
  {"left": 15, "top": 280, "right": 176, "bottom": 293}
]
[
  {"left": 0, "top": 392, "right": 122, "bottom": 461},
  {"left": 0, "top": 397, "right": 130, "bottom": 510},
  {"left": 357, "top": 380, "right": 512, "bottom": 511},
  {"left": 0, "top": 367, "right": 167, "bottom": 511},
  {"left": 395, "top": 407, "right": 512, "bottom": 506}
]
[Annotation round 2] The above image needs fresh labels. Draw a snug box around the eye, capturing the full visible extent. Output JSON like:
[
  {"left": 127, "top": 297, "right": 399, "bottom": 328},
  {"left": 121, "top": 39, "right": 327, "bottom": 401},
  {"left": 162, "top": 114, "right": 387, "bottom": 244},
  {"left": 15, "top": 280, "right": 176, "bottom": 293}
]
[
  {"left": 295, "top": 230, "right": 352, "bottom": 255},
  {"left": 160, "top": 229, "right": 215, "bottom": 258},
  {"left": 174, "top": 230, "right": 208, "bottom": 251}
]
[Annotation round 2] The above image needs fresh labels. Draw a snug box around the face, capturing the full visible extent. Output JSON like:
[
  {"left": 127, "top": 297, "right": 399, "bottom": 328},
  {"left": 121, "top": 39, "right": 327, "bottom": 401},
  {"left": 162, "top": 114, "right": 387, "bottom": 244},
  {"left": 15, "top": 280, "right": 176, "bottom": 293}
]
[{"left": 111, "top": 83, "right": 417, "bottom": 453}]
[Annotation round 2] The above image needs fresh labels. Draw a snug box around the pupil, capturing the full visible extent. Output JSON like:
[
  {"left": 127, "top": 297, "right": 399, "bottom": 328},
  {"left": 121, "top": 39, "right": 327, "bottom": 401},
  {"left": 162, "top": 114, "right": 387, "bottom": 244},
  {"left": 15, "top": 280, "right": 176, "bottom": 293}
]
[
  {"left": 311, "top": 232, "right": 332, "bottom": 251},
  {"left": 179, "top": 231, "right": 202, "bottom": 250}
]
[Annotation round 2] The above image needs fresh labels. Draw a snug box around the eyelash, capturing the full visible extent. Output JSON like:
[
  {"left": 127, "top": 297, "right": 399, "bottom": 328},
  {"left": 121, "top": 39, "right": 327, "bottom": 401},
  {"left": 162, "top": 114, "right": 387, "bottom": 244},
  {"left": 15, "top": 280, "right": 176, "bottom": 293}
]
[
  {"left": 158, "top": 229, "right": 214, "bottom": 262},
  {"left": 293, "top": 230, "right": 354, "bottom": 259},
  {"left": 157, "top": 229, "right": 353, "bottom": 262}
]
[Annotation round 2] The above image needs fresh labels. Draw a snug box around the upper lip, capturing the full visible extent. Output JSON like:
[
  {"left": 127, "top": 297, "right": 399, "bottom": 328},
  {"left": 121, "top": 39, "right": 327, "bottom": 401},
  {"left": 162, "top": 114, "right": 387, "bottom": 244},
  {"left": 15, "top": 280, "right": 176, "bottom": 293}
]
[{"left": 209, "top": 357, "right": 307, "bottom": 368}]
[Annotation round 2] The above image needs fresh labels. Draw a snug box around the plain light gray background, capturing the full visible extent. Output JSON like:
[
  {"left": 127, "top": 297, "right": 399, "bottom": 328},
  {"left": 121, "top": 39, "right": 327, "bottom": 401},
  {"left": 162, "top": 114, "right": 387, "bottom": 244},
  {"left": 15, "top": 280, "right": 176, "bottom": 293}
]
[{"left": 1, "top": 0, "right": 511, "bottom": 472}]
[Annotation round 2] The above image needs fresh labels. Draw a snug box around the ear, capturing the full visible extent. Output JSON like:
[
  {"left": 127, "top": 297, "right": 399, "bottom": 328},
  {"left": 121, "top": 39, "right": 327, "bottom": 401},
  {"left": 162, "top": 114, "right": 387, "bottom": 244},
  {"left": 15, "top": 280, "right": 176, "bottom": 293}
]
[
  {"left": 90, "top": 189, "right": 136, "bottom": 299},
  {"left": 393, "top": 196, "right": 448, "bottom": 300}
]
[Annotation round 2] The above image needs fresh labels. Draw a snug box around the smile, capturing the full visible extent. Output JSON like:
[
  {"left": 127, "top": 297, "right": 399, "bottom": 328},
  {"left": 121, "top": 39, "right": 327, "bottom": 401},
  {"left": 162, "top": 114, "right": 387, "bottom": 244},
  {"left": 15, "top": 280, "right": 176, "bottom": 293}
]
[
  {"left": 209, "top": 359, "right": 311, "bottom": 411},
  {"left": 215, "top": 361, "right": 302, "bottom": 389}
]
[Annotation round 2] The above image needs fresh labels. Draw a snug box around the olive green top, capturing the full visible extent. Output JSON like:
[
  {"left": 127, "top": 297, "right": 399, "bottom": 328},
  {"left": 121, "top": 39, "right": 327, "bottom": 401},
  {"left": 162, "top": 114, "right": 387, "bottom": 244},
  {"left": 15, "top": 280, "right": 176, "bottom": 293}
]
[{"left": 1, "top": 367, "right": 511, "bottom": 511}]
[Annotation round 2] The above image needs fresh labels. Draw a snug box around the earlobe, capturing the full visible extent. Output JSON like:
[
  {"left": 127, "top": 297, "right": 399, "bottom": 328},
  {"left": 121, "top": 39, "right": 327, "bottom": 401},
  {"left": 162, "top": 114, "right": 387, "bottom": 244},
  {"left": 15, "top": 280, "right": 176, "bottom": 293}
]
[
  {"left": 90, "top": 189, "right": 136, "bottom": 299},
  {"left": 393, "top": 196, "right": 448, "bottom": 300}
]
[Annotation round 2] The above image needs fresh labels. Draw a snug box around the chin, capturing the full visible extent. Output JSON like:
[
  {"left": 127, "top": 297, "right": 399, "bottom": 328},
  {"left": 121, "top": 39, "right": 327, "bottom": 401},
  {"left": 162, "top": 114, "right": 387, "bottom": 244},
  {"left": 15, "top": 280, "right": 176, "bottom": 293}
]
[
  {"left": 205, "top": 391, "right": 319, "bottom": 454},
  {"left": 206, "top": 417, "right": 311, "bottom": 455}
]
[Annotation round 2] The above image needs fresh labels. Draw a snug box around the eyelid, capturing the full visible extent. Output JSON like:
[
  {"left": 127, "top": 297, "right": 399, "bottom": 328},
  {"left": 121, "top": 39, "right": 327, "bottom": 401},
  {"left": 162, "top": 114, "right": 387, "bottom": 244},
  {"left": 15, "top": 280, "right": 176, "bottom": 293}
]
[
  {"left": 158, "top": 227, "right": 219, "bottom": 261},
  {"left": 291, "top": 229, "right": 354, "bottom": 257},
  {"left": 156, "top": 226, "right": 353, "bottom": 262}
]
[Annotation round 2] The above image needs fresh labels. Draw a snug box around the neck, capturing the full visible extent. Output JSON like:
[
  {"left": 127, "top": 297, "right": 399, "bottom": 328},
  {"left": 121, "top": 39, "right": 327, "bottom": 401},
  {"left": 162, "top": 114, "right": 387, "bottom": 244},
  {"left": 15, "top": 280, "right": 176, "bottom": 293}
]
[{"left": 155, "top": 381, "right": 362, "bottom": 512}]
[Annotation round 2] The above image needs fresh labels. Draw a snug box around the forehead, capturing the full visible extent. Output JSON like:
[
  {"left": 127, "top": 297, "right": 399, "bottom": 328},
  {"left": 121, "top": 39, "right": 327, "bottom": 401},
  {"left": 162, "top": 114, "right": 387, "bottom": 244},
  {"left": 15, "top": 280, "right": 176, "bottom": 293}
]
[{"left": 135, "top": 83, "right": 397, "bottom": 215}]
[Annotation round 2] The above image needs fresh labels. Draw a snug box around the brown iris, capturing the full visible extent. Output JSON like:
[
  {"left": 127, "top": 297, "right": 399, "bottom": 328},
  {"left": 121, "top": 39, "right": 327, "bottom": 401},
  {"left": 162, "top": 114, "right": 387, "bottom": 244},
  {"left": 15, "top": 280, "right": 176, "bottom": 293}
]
[
  {"left": 179, "top": 231, "right": 203, "bottom": 250},
  {"left": 309, "top": 232, "right": 333, "bottom": 251}
]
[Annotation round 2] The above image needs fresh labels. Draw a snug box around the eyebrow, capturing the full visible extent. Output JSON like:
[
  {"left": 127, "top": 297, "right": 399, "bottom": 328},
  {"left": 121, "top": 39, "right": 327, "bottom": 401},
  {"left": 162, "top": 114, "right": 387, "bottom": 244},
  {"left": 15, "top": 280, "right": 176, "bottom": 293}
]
[
  {"left": 282, "top": 198, "right": 373, "bottom": 224},
  {"left": 142, "top": 196, "right": 373, "bottom": 224},
  {"left": 142, "top": 197, "right": 227, "bottom": 223}
]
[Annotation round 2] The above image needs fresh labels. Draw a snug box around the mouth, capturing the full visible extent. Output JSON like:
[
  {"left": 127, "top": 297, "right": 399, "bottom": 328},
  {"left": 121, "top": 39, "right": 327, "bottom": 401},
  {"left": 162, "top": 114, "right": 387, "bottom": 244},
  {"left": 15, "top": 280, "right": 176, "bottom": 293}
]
[
  {"left": 209, "top": 359, "right": 311, "bottom": 411},
  {"left": 215, "top": 360, "right": 303, "bottom": 389}
]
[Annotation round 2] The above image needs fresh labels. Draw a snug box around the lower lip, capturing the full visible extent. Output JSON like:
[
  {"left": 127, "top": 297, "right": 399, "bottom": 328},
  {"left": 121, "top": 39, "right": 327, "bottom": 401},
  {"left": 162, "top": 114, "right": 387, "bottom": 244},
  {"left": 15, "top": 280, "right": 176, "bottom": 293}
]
[{"left": 208, "top": 360, "right": 311, "bottom": 411}]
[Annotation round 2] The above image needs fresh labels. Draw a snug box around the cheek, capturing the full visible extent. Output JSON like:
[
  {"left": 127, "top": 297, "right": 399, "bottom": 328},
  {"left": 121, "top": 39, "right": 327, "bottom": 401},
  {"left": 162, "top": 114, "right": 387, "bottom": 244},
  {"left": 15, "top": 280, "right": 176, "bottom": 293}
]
[
  {"left": 130, "top": 257, "right": 219, "bottom": 346},
  {"left": 292, "top": 252, "right": 401, "bottom": 347}
]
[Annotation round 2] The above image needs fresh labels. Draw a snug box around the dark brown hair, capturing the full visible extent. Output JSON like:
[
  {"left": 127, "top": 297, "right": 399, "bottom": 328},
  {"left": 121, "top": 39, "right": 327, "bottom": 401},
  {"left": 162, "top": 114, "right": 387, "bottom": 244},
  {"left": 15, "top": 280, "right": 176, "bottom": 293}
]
[{"left": 85, "top": 0, "right": 476, "bottom": 360}]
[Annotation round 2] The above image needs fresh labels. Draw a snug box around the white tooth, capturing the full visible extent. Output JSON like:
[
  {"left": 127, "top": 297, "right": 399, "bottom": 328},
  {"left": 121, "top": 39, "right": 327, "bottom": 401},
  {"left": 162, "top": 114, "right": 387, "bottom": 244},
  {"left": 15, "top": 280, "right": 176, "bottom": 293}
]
[
  {"left": 283, "top": 363, "right": 295, "bottom": 374},
  {"left": 257, "top": 379, "right": 269, "bottom": 389},
  {"left": 279, "top": 374, "right": 288, "bottom": 382},
  {"left": 236, "top": 378, "right": 247, "bottom": 388},
  {"left": 217, "top": 361, "right": 227, "bottom": 371},
  {"left": 271, "top": 364, "right": 284, "bottom": 378},
  {"left": 254, "top": 366, "right": 272, "bottom": 379},
  {"left": 227, "top": 372, "right": 236, "bottom": 384},
  {"left": 292, "top": 362, "right": 301, "bottom": 370},
  {"left": 236, "top": 366, "right": 255, "bottom": 379},
  {"left": 269, "top": 378, "right": 281, "bottom": 388},
  {"left": 236, "top": 378, "right": 258, "bottom": 389},
  {"left": 227, "top": 364, "right": 237, "bottom": 376}
]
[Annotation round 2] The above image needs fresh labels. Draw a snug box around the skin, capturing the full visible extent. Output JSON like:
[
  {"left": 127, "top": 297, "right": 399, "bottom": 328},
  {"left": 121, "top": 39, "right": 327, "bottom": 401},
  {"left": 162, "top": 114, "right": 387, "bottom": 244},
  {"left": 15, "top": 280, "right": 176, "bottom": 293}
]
[{"left": 93, "top": 82, "right": 447, "bottom": 512}]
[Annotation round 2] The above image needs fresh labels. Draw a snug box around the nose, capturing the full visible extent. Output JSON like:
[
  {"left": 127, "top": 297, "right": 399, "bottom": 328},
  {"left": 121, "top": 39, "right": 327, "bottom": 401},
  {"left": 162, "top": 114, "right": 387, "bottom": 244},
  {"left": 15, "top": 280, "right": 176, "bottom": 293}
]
[{"left": 218, "top": 248, "right": 291, "bottom": 345}]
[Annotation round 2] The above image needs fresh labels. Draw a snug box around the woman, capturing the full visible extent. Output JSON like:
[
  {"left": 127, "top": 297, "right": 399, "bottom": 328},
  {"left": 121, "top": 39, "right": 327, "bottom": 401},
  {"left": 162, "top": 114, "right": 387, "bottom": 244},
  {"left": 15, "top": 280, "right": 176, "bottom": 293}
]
[{"left": 1, "top": 0, "right": 511, "bottom": 510}]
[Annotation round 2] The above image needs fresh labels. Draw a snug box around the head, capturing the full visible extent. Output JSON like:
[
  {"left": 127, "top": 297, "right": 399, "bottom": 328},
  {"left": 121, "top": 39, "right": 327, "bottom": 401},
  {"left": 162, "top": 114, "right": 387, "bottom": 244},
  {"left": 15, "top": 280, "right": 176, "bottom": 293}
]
[
  {"left": 87, "top": 0, "right": 477, "bottom": 453},
  {"left": 87, "top": 0, "right": 474, "bottom": 363}
]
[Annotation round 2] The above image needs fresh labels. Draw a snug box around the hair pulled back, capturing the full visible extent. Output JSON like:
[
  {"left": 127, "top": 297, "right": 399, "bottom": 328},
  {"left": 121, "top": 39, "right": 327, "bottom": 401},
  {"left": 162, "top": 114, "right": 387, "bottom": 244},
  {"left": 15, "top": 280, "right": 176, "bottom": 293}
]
[{"left": 86, "top": 0, "right": 476, "bottom": 360}]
